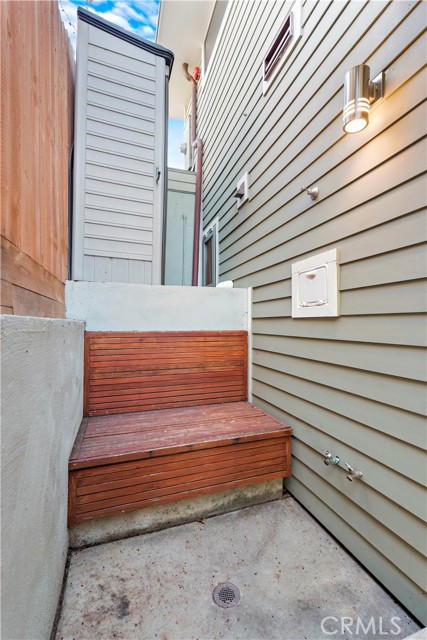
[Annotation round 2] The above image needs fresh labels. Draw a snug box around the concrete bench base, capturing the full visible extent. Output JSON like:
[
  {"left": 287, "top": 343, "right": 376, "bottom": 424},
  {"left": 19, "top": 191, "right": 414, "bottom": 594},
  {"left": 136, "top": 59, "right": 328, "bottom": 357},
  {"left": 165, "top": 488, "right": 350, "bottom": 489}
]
[{"left": 69, "top": 479, "right": 286, "bottom": 548}]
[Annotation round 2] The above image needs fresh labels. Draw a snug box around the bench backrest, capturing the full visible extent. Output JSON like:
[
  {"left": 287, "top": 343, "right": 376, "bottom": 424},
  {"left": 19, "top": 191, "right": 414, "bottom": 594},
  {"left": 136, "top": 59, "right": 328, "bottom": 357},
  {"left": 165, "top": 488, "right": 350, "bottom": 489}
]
[{"left": 84, "top": 331, "right": 248, "bottom": 417}]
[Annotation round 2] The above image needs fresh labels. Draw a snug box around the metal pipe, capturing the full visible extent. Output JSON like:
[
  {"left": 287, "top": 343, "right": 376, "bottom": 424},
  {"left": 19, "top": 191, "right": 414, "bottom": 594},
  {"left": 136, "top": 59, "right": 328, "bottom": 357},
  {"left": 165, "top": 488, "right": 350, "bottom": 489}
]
[
  {"left": 182, "top": 62, "right": 203, "bottom": 286},
  {"left": 192, "top": 138, "right": 203, "bottom": 285}
]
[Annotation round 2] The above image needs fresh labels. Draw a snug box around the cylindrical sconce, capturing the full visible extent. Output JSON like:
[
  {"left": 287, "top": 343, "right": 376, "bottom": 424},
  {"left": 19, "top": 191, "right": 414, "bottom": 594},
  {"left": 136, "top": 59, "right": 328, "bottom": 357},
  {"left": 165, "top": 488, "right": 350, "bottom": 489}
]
[
  {"left": 343, "top": 64, "right": 385, "bottom": 134},
  {"left": 343, "top": 64, "right": 370, "bottom": 133}
]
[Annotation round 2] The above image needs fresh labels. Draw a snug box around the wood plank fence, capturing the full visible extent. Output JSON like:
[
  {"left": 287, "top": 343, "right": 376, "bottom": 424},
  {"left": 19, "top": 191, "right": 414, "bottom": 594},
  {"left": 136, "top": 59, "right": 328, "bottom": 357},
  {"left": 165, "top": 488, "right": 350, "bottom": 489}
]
[{"left": 1, "top": 1, "right": 75, "bottom": 316}]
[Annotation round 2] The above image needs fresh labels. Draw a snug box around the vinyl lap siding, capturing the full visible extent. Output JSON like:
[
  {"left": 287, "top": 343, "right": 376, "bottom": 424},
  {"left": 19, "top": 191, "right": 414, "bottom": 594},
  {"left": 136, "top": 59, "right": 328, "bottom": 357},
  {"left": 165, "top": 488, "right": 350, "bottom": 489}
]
[
  {"left": 73, "top": 22, "right": 166, "bottom": 284},
  {"left": 198, "top": 0, "right": 427, "bottom": 625},
  {"left": 164, "top": 169, "right": 196, "bottom": 285}
]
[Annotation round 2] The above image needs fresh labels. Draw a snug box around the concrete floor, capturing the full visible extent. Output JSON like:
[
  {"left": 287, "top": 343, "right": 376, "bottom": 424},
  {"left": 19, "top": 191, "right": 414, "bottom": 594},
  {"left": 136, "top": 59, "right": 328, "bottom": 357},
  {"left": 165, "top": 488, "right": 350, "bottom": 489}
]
[{"left": 56, "top": 497, "right": 420, "bottom": 640}]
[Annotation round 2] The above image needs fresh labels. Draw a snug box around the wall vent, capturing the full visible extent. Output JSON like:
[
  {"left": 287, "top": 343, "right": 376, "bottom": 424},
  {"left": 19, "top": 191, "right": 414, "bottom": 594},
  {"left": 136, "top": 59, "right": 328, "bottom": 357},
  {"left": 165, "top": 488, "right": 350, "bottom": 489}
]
[
  {"left": 262, "top": 1, "right": 302, "bottom": 94},
  {"left": 234, "top": 172, "right": 249, "bottom": 209}
]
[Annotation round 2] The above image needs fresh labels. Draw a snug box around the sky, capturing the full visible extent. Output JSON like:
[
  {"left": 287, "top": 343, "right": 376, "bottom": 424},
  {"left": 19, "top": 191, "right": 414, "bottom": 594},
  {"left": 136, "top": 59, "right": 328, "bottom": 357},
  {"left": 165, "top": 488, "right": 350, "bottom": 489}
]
[{"left": 59, "top": 0, "right": 184, "bottom": 168}]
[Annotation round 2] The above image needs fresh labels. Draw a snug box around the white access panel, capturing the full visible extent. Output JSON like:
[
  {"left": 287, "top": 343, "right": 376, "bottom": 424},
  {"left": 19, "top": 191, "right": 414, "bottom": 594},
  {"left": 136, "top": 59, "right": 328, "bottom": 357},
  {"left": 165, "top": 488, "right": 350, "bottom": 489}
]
[
  {"left": 72, "top": 9, "right": 173, "bottom": 285},
  {"left": 292, "top": 249, "right": 340, "bottom": 317}
]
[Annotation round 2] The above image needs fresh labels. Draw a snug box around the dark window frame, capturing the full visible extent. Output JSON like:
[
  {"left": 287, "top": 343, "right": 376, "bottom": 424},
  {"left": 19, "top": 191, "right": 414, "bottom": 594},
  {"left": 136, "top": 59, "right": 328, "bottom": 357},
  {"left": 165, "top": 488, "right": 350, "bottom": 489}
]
[
  {"left": 263, "top": 14, "right": 292, "bottom": 82},
  {"left": 202, "top": 224, "right": 218, "bottom": 287},
  {"left": 262, "top": 2, "right": 302, "bottom": 94}
]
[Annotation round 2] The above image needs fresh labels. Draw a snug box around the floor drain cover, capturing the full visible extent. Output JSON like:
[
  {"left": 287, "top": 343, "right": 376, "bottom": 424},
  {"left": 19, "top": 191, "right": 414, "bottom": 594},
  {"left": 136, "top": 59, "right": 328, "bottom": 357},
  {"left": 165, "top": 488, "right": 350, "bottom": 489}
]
[{"left": 213, "top": 582, "right": 241, "bottom": 608}]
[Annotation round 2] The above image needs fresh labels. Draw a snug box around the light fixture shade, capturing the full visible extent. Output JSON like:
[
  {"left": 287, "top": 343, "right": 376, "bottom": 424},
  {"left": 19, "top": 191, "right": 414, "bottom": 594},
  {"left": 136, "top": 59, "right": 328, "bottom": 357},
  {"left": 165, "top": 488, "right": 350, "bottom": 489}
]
[{"left": 343, "top": 64, "right": 370, "bottom": 133}]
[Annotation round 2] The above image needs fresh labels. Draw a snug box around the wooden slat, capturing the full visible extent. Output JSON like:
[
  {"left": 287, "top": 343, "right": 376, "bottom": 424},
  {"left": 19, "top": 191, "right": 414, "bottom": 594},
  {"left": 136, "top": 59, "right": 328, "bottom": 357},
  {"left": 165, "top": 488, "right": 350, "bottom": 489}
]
[
  {"left": 0, "top": 237, "right": 65, "bottom": 303},
  {"left": 89, "top": 344, "right": 246, "bottom": 351},
  {"left": 68, "top": 400, "right": 292, "bottom": 524},
  {"left": 75, "top": 465, "right": 287, "bottom": 514},
  {"left": 74, "top": 458, "right": 288, "bottom": 514},
  {"left": 68, "top": 472, "right": 78, "bottom": 526},
  {"left": 90, "top": 374, "right": 243, "bottom": 391},
  {"left": 89, "top": 389, "right": 245, "bottom": 410},
  {"left": 72, "top": 422, "right": 288, "bottom": 468},
  {"left": 72, "top": 470, "right": 287, "bottom": 523},
  {"left": 89, "top": 381, "right": 244, "bottom": 399},
  {"left": 70, "top": 401, "right": 290, "bottom": 467},
  {"left": 76, "top": 432, "right": 288, "bottom": 468},
  {"left": 84, "top": 330, "right": 248, "bottom": 416},
  {"left": 76, "top": 454, "right": 288, "bottom": 504},
  {"left": 88, "top": 359, "right": 245, "bottom": 370},
  {"left": 1, "top": 1, "right": 73, "bottom": 315},
  {"left": 0, "top": 278, "right": 65, "bottom": 318},
  {"left": 69, "top": 331, "right": 292, "bottom": 525},
  {"left": 69, "top": 418, "right": 89, "bottom": 462},
  {"left": 88, "top": 330, "right": 247, "bottom": 339},
  {"left": 83, "top": 336, "right": 90, "bottom": 417},
  {"left": 76, "top": 440, "right": 287, "bottom": 487}
]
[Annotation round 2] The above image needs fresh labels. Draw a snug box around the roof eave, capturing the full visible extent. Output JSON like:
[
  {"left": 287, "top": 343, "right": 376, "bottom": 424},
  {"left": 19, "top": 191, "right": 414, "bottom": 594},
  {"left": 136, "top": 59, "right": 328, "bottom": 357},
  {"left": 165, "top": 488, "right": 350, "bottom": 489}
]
[{"left": 78, "top": 7, "right": 174, "bottom": 72}]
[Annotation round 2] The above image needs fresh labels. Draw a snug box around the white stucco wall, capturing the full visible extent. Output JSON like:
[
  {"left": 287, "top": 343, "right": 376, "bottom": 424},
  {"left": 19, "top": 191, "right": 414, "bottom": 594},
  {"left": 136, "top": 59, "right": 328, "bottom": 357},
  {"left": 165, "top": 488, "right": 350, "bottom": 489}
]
[
  {"left": 65, "top": 281, "right": 249, "bottom": 331},
  {"left": 1, "top": 316, "right": 84, "bottom": 640}
]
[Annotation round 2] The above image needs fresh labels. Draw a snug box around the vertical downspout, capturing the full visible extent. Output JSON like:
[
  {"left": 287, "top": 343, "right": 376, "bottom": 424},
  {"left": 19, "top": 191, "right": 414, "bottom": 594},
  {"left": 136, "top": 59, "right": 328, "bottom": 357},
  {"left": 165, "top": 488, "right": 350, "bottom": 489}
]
[
  {"left": 161, "top": 68, "right": 170, "bottom": 285},
  {"left": 183, "top": 63, "right": 203, "bottom": 286}
]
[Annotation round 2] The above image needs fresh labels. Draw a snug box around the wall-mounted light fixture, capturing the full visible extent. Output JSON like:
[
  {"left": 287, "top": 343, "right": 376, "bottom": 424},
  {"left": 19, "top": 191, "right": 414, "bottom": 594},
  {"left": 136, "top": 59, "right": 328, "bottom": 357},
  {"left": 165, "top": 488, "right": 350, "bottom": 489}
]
[{"left": 343, "top": 64, "right": 385, "bottom": 133}]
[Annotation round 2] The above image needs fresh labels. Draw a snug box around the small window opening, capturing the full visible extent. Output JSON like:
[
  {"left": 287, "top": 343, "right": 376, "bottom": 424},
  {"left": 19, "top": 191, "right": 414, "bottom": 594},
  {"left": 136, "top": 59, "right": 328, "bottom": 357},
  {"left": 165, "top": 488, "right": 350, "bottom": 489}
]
[
  {"left": 202, "top": 223, "right": 218, "bottom": 287},
  {"left": 262, "top": 1, "right": 301, "bottom": 94},
  {"left": 263, "top": 14, "right": 292, "bottom": 81}
]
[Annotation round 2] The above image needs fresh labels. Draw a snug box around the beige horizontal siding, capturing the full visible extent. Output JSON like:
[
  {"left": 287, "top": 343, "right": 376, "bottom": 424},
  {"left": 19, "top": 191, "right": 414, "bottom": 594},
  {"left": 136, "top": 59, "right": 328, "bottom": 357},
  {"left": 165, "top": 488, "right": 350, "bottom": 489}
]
[
  {"left": 168, "top": 168, "right": 197, "bottom": 193},
  {"left": 252, "top": 334, "right": 426, "bottom": 383},
  {"left": 201, "top": 2, "right": 423, "bottom": 223},
  {"left": 288, "top": 474, "right": 425, "bottom": 626},
  {"left": 252, "top": 372, "right": 426, "bottom": 456},
  {"left": 198, "top": 0, "right": 427, "bottom": 625}
]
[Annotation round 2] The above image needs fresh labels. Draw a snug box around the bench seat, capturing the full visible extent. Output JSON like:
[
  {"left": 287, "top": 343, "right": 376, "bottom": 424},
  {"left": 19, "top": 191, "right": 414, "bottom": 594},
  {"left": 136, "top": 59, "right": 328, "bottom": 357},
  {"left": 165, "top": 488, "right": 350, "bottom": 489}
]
[
  {"left": 68, "top": 331, "right": 292, "bottom": 526},
  {"left": 68, "top": 401, "right": 292, "bottom": 525}
]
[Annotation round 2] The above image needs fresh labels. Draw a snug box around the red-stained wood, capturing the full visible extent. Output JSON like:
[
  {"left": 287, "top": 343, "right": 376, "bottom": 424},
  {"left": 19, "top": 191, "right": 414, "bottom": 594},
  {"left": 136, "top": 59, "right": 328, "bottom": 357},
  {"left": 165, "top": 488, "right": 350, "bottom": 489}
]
[
  {"left": 68, "top": 400, "right": 292, "bottom": 525},
  {"left": 69, "top": 418, "right": 89, "bottom": 463},
  {"left": 68, "top": 472, "right": 78, "bottom": 527},
  {"left": 73, "top": 471, "right": 288, "bottom": 524},
  {"left": 70, "top": 402, "right": 289, "bottom": 468},
  {"left": 77, "top": 445, "right": 287, "bottom": 494},
  {"left": 83, "top": 335, "right": 90, "bottom": 417},
  {"left": 75, "top": 463, "right": 287, "bottom": 514},
  {"left": 76, "top": 455, "right": 287, "bottom": 505},
  {"left": 84, "top": 331, "right": 248, "bottom": 417},
  {"left": 88, "top": 331, "right": 247, "bottom": 338},
  {"left": 68, "top": 331, "right": 292, "bottom": 526},
  {"left": 76, "top": 437, "right": 285, "bottom": 482}
]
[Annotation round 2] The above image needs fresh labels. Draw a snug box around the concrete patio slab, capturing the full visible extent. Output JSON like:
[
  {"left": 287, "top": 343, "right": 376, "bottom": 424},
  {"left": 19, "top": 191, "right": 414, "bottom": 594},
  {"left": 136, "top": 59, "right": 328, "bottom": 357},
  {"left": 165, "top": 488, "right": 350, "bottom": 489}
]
[{"left": 55, "top": 497, "right": 420, "bottom": 640}]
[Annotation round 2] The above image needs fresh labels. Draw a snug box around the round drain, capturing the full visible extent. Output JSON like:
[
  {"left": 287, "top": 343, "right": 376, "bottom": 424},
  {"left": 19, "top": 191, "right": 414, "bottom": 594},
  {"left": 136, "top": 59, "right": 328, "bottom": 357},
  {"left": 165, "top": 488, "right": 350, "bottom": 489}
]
[{"left": 213, "top": 582, "right": 241, "bottom": 609}]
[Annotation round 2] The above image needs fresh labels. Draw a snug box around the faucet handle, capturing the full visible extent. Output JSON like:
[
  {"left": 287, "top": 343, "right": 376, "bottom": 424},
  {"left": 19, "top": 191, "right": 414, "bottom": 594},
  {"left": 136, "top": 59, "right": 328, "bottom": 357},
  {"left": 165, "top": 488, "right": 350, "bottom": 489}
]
[
  {"left": 324, "top": 451, "right": 340, "bottom": 466},
  {"left": 345, "top": 463, "right": 363, "bottom": 482}
]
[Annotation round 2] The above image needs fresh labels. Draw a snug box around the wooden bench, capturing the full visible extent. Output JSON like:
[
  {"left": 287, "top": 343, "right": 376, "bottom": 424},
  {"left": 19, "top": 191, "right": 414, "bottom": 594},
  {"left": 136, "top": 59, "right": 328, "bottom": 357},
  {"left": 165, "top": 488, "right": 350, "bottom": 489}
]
[{"left": 68, "top": 331, "right": 292, "bottom": 525}]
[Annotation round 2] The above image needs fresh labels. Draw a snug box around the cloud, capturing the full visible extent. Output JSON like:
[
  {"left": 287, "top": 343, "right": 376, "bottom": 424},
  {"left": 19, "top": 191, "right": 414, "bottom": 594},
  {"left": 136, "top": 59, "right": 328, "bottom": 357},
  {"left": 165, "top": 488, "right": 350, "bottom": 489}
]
[
  {"left": 113, "top": 2, "right": 144, "bottom": 21},
  {"left": 58, "top": 0, "right": 161, "bottom": 52},
  {"left": 135, "top": 24, "right": 156, "bottom": 39},
  {"left": 90, "top": 7, "right": 130, "bottom": 29}
]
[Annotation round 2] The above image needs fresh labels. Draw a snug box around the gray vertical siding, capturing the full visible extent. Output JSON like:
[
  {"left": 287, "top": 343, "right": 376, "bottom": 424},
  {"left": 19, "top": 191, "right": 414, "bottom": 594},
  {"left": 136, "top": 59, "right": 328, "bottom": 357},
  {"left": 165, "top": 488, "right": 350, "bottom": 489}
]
[
  {"left": 72, "top": 21, "right": 167, "bottom": 284},
  {"left": 198, "top": 0, "right": 427, "bottom": 624}
]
